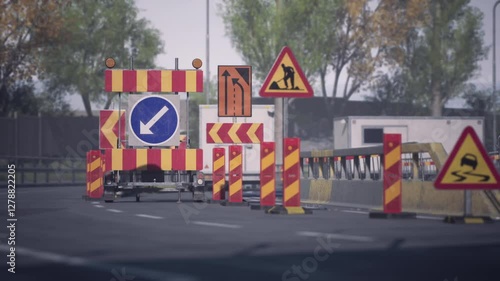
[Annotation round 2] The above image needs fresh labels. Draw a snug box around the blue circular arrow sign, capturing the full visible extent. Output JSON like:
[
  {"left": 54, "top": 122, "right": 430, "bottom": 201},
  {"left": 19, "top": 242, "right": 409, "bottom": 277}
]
[{"left": 129, "top": 95, "right": 179, "bottom": 146}]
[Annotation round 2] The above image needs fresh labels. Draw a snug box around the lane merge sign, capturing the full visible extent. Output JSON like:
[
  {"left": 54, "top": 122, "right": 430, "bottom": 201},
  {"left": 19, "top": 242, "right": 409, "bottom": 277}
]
[
  {"left": 128, "top": 95, "right": 180, "bottom": 147},
  {"left": 434, "top": 126, "right": 500, "bottom": 189}
]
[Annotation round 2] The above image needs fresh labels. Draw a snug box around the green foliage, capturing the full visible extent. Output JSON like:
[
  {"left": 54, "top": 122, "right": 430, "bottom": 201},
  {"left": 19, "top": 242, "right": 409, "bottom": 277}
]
[
  {"left": 0, "top": 0, "right": 69, "bottom": 117},
  {"left": 40, "top": 0, "right": 164, "bottom": 116},
  {"left": 370, "top": 0, "right": 488, "bottom": 116}
]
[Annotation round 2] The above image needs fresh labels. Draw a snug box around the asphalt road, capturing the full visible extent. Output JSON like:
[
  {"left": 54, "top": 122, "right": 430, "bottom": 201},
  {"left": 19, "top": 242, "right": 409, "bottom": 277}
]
[{"left": 1, "top": 186, "right": 500, "bottom": 281}]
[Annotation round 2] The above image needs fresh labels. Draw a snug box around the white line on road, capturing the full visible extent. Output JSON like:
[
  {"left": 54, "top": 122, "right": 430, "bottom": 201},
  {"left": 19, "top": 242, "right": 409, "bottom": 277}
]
[
  {"left": 107, "top": 209, "right": 123, "bottom": 213},
  {"left": 416, "top": 215, "right": 443, "bottom": 221},
  {"left": 341, "top": 210, "right": 369, "bottom": 215},
  {"left": 94, "top": 205, "right": 104, "bottom": 208},
  {"left": 191, "top": 221, "right": 242, "bottom": 229},
  {"left": 297, "top": 231, "right": 375, "bottom": 243},
  {"left": 0, "top": 244, "right": 198, "bottom": 281},
  {"left": 135, "top": 214, "right": 163, "bottom": 220},
  {"left": 91, "top": 201, "right": 99, "bottom": 204}
]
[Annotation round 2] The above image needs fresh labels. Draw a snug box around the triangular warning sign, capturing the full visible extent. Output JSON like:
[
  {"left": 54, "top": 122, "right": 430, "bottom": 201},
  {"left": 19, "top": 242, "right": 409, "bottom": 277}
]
[
  {"left": 434, "top": 126, "right": 500, "bottom": 190},
  {"left": 259, "top": 46, "right": 313, "bottom": 98}
]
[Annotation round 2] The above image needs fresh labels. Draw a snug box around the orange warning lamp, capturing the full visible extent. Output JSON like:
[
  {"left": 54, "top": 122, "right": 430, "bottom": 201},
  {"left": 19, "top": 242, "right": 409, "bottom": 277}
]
[
  {"left": 105, "top": 57, "right": 116, "bottom": 69},
  {"left": 192, "top": 58, "right": 202, "bottom": 69}
]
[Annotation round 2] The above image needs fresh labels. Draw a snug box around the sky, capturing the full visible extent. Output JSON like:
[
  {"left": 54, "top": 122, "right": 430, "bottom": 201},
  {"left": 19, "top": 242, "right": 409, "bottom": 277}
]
[{"left": 70, "top": 0, "right": 500, "bottom": 111}]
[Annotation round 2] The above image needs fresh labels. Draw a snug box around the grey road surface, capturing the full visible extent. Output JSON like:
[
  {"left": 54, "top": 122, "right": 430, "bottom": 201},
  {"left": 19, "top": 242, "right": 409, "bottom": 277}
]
[{"left": 0, "top": 186, "right": 499, "bottom": 281}]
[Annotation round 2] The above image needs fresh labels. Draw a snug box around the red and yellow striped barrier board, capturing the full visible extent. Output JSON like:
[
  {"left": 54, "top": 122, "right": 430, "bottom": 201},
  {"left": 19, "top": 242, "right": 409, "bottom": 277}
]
[
  {"left": 86, "top": 150, "right": 103, "bottom": 199},
  {"left": 103, "top": 148, "right": 203, "bottom": 172},
  {"left": 260, "top": 142, "right": 276, "bottom": 207},
  {"left": 228, "top": 145, "right": 243, "bottom": 203},
  {"left": 212, "top": 148, "right": 226, "bottom": 201},
  {"left": 283, "top": 138, "right": 301, "bottom": 207},
  {"left": 383, "top": 134, "right": 402, "bottom": 213},
  {"left": 104, "top": 69, "right": 203, "bottom": 93}
]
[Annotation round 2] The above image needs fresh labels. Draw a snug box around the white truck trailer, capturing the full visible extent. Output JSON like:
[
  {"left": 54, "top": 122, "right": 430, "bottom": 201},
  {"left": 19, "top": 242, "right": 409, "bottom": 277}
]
[
  {"left": 333, "top": 116, "right": 485, "bottom": 154},
  {"left": 199, "top": 104, "right": 275, "bottom": 187}
]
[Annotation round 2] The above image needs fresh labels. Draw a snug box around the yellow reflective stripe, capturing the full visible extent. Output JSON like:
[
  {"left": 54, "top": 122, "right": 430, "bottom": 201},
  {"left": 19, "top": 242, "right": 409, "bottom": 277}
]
[
  {"left": 261, "top": 151, "right": 275, "bottom": 171},
  {"left": 384, "top": 180, "right": 401, "bottom": 205},
  {"left": 136, "top": 70, "right": 148, "bottom": 92},
  {"left": 185, "top": 70, "right": 197, "bottom": 92},
  {"left": 284, "top": 149, "right": 299, "bottom": 171},
  {"left": 185, "top": 149, "right": 197, "bottom": 170},
  {"left": 230, "top": 154, "right": 242, "bottom": 171},
  {"left": 136, "top": 149, "right": 147, "bottom": 170},
  {"left": 261, "top": 179, "right": 275, "bottom": 199},
  {"left": 213, "top": 156, "right": 225, "bottom": 171},
  {"left": 385, "top": 145, "right": 401, "bottom": 169},
  {"left": 112, "top": 149, "right": 123, "bottom": 170},
  {"left": 161, "top": 149, "right": 172, "bottom": 170},
  {"left": 229, "top": 179, "right": 242, "bottom": 196},
  {"left": 90, "top": 158, "right": 100, "bottom": 172},
  {"left": 112, "top": 70, "right": 123, "bottom": 92},
  {"left": 161, "top": 70, "right": 172, "bottom": 92},
  {"left": 284, "top": 180, "right": 299, "bottom": 202}
]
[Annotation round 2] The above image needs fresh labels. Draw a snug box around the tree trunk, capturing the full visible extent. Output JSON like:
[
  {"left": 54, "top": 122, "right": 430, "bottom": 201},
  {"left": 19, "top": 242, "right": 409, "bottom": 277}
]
[
  {"left": 81, "top": 93, "right": 93, "bottom": 117},
  {"left": 431, "top": 83, "right": 442, "bottom": 116},
  {"left": 104, "top": 94, "right": 114, "bottom": 109}
]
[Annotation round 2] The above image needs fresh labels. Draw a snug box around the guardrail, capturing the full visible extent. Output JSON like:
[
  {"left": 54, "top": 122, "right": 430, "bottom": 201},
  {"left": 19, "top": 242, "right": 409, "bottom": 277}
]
[
  {"left": 0, "top": 156, "right": 86, "bottom": 187},
  {"left": 300, "top": 143, "right": 446, "bottom": 182}
]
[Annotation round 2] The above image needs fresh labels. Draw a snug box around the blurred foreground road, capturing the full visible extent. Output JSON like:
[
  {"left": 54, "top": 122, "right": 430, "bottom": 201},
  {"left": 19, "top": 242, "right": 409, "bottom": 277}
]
[{"left": 1, "top": 186, "right": 499, "bottom": 281}]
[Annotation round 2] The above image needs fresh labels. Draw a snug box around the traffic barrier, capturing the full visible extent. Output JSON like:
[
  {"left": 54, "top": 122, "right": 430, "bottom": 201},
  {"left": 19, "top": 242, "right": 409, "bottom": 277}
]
[
  {"left": 104, "top": 69, "right": 203, "bottom": 93},
  {"left": 266, "top": 138, "right": 311, "bottom": 214},
  {"left": 370, "top": 134, "right": 416, "bottom": 219},
  {"left": 87, "top": 150, "right": 103, "bottom": 199},
  {"left": 102, "top": 148, "right": 202, "bottom": 172},
  {"left": 210, "top": 148, "right": 226, "bottom": 202},
  {"left": 221, "top": 145, "right": 248, "bottom": 206},
  {"left": 251, "top": 142, "right": 276, "bottom": 210}
]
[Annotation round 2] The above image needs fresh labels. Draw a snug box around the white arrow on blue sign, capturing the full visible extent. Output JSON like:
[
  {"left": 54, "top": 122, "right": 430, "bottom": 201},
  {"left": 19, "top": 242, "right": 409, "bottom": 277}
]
[{"left": 128, "top": 95, "right": 180, "bottom": 146}]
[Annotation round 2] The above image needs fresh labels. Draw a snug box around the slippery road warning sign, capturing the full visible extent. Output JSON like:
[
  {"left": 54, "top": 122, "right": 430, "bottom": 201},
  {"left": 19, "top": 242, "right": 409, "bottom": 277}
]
[
  {"left": 434, "top": 126, "right": 500, "bottom": 189},
  {"left": 259, "top": 46, "right": 313, "bottom": 98}
]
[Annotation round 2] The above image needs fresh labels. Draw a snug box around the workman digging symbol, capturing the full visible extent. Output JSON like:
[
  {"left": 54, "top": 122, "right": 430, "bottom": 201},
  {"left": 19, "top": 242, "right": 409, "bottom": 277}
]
[{"left": 269, "top": 64, "right": 301, "bottom": 90}]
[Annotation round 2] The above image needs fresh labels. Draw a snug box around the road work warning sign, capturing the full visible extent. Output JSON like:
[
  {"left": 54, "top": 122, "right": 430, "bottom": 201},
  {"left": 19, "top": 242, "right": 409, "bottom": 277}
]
[
  {"left": 434, "top": 126, "right": 500, "bottom": 189},
  {"left": 259, "top": 46, "right": 313, "bottom": 98}
]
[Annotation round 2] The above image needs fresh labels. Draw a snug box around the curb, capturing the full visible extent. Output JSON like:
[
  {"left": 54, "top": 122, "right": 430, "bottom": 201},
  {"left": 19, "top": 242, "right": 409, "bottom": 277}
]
[
  {"left": 369, "top": 211, "right": 417, "bottom": 219},
  {"left": 265, "top": 206, "right": 313, "bottom": 215},
  {"left": 443, "top": 216, "right": 494, "bottom": 224}
]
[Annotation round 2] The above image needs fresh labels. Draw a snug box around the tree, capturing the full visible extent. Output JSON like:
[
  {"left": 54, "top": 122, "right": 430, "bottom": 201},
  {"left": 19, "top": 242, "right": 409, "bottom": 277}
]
[
  {"left": 0, "top": 0, "right": 68, "bottom": 117},
  {"left": 220, "top": 0, "right": 428, "bottom": 118},
  {"left": 370, "top": 0, "right": 488, "bottom": 116},
  {"left": 40, "top": 0, "right": 164, "bottom": 117}
]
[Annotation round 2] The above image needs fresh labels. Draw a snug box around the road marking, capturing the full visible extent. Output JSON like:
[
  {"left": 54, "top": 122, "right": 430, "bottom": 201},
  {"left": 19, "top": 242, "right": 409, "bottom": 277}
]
[
  {"left": 416, "top": 215, "right": 444, "bottom": 221},
  {"left": 136, "top": 214, "right": 163, "bottom": 220},
  {"left": 341, "top": 210, "right": 369, "bottom": 215},
  {"left": 297, "top": 231, "right": 375, "bottom": 243},
  {"left": 94, "top": 205, "right": 104, "bottom": 208},
  {"left": 191, "top": 221, "right": 242, "bottom": 229},
  {"left": 107, "top": 209, "right": 123, "bottom": 213},
  {"left": 91, "top": 202, "right": 100, "bottom": 204},
  {"left": 0, "top": 244, "right": 198, "bottom": 281}
]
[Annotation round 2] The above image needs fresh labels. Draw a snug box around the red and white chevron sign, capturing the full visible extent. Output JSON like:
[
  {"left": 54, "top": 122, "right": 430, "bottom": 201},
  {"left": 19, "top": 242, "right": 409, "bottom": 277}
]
[{"left": 206, "top": 123, "right": 263, "bottom": 144}]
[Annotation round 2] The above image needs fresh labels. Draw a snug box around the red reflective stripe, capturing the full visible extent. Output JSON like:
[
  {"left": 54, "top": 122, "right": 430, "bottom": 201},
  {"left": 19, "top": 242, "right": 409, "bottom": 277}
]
[
  {"left": 105, "top": 70, "right": 112, "bottom": 92},
  {"left": 123, "top": 149, "right": 137, "bottom": 170},
  {"left": 147, "top": 149, "right": 161, "bottom": 170},
  {"left": 171, "top": 71, "right": 186, "bottom": 92},
  {"left": 147, "top": 70, "right": 161, "bottom": 92},
  {"left": 196, "top": 70, "right": 203, "bottom": 92},
  {"left": 122, "top": 70, "right": 137, "bottom": 92}
]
